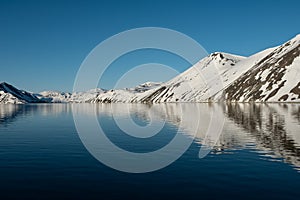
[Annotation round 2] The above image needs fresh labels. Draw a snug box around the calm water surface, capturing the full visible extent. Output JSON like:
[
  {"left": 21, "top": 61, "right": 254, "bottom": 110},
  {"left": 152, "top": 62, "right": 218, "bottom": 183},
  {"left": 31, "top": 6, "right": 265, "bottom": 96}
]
[{"left": 0, "top": 103, "right": 300, "bottom": 199}]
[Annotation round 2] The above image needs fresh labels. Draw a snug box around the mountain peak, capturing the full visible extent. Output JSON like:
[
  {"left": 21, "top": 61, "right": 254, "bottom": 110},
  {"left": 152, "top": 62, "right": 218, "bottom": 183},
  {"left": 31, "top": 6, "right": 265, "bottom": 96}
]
[
  {"left": 0, "top": 82, "right": 9, "bottom": 86},
  {"left": 0, "top": 82, "right": 42, "bottom": 103},
  {"left": 2, "top": 34, "right": 300, "bottom": 104},
  {"left": 0, "top": 82, "right": 12, "bottom": 90},
  {"left": 284, "top": 34, "right": 300, "bottom": 46},
  {"left": 199, "top": 52, "right": 245, "bottom": 69},
  {"left": 209, "top": 52, "right": 245, "bottom": 61},
  {"left": 293, "top": 33, "right": 300, "bottom": 41},
  {"left": 0, "top": 82, "right": 17, "bottom": 90},
  {"left": 209, "top": 52, "right": 226, "bottom": 59}
]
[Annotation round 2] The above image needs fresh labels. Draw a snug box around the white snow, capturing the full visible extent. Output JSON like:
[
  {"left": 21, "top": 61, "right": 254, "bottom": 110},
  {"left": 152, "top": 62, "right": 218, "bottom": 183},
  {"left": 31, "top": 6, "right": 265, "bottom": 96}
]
[
  {"left": 0, "top": 90, "right": 24, "bottom": 104},
  {"left": 1, "top": 34, "right": 300, "bottom": 104}
]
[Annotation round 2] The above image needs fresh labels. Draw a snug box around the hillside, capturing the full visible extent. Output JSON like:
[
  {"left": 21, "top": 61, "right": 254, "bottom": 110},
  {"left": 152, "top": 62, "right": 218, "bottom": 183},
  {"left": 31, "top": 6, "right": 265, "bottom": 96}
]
[{"left": 1, "top": 34, "right": 300, "bottom": 104}]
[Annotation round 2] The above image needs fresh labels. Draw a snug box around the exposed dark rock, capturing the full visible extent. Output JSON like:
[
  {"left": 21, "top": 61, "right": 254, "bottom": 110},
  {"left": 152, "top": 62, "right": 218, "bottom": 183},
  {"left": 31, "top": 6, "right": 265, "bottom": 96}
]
[
  {"left": 290, "top": 82, "right": 300, "bottom": 98},
  {"left": 279, "top": 94, "right": 289, "bottom": 101},
  {"left": 140, "top": 86, "right": 167, "bottom": 103},
  {"left": 223, "top": 42, "right": 300, "bottom": 102}
]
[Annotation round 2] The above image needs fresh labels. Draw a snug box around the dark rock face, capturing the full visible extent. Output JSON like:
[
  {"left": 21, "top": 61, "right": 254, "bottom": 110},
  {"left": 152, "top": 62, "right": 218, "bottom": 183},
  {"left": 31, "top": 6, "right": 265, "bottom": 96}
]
[
  {"left": 140, "top": 86, "right": 167, "bottom": 103},
  {"left": 223, "top": 41, "right": 300, "bottom": 102},
  {"left": 290, "top": 82, "right": 300, "bottom": 98}
]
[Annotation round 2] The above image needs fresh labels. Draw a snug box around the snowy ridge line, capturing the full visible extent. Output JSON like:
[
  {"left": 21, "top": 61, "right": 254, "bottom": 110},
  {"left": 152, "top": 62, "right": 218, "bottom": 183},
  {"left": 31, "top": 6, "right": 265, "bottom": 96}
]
[{"left": 1, "top": 34, "right": 300, "bottom": 104}]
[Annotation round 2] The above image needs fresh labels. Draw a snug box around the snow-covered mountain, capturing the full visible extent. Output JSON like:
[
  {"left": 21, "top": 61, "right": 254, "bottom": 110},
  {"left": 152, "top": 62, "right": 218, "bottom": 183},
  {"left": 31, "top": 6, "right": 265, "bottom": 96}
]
[
  {"left": 36, "top": 91, "right": 72, "bottom": 103},
  {"left": 140, "top": 34, "right": 299, "bottom": 103},
  {"left": 1, "top": 34, "right": 300, "bottom": 104},
  {"left": 70, "top": 88, "right": 106, "bottom": 103},
  {"left": 0, "top": 82, "right": 42, "bottom": 104},
  {"left": 34, "top": 82, "right": 162, "bottom": 103},
  {"left": 37, "top": 89, "right": 106, "bottom": 103},
  {"left": 0, "top": 82, "right": 162, "bottom": 104},
  {"left": 128, "top": 82, "right": 162, "bottom": 92},
  {"left": 223, "top": 34, "right": 300, "bottom": 102},
  {"left": 141, "top": 53, "right": 250, "bottom": 103},
  {"left": 88, "top": 82, "right": 162, "bottom": 103},
  {"left": 0, "top": 90, "right": 24, "bottom": 104}
]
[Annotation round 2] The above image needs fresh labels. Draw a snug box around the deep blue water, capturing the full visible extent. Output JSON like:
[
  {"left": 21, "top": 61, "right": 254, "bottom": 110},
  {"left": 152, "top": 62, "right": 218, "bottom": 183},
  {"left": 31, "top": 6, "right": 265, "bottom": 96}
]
[{"left": 0, "top": 103, "right": 300, "bottom": 199}]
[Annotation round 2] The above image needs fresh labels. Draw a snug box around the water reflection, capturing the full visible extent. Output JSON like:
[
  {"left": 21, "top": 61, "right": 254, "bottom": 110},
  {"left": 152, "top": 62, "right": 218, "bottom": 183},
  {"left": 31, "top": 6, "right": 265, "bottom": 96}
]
[
  {"left": 0, "top": 103, "right": 300, "bottom": 171},
  {"left": 224, "top": 103, "right": 300, "bottom": 171},
  {"left": 0, "top": 104, "right": 72, "bottom": 126},
  {"left": 0, "top": 105, "right": 23, "bottom": 125}
]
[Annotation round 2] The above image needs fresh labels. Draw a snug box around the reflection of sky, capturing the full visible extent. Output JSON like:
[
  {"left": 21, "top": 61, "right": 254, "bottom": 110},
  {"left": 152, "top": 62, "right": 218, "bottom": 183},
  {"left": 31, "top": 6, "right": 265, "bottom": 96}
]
[{"left": 1, "top": 103, "right": 300, "bottom": 171}]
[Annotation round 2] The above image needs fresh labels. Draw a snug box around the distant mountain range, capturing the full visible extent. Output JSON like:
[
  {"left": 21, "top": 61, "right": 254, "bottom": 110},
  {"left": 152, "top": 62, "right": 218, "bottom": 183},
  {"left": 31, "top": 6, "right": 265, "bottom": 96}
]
[{"left": 1, "top": 34, "right": 300, "bottom": 104}]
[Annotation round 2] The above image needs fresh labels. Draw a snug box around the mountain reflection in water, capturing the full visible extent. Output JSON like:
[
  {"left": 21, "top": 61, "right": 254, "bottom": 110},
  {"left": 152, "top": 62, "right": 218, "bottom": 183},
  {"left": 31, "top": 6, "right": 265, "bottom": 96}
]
[{"left": 1, "top": 103, "right": 300, "bottom": 172}]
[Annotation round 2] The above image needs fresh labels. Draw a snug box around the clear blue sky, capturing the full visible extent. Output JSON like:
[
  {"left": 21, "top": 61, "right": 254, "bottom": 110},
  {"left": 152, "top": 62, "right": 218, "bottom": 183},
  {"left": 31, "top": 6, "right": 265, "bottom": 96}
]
[{"left": 1, "top": 0, "right": 300, "bottom": 92}]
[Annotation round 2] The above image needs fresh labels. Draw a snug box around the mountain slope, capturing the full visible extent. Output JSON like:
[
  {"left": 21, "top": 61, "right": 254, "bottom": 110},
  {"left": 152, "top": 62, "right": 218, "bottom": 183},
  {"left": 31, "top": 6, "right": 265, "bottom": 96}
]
[
  {"left": 1, "top": 34, "right": 299, "bottom": 104},
  {"left": 139, "top": 50, "right": 273, "bottom": 103},
  {"left": 223, "top": 34, "right": 300, "bottom": 102},
  {"left": 90, "top": 82, "right": 162, "bottom": 103},
  {"left": 0, "top": 82, "right": 42, "bottom": 103},
  {"left": 36, "top": 91, "right": 73, "bottom": 103},
  {"left": 139, "top": 35, "right": 299, "bottom": 103},
  {"left": 0, "top": 91, "right": 24, "bottom": 104},
  {"left": 36, "top": 82, "right": 161, "bottom": 103}
]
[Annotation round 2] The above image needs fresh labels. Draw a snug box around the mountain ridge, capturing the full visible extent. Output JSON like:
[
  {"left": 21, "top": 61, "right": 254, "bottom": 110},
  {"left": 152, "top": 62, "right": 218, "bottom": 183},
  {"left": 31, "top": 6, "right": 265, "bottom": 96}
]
[{"left": 1, "top": 34, "right": 300, "bottom": 104}]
